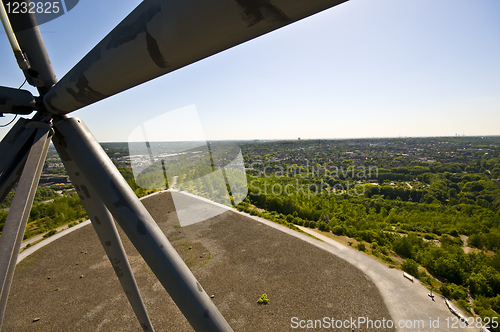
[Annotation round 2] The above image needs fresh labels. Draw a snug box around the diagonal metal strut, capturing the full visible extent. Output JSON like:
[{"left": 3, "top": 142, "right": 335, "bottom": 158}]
[
  {"left": 52, "top": 116, "right": 233, "bottom": 332},
  {"left": 53, "top": 136, "right": 155, "bottom": 332},
  {"left": 0, "top": 125, "right": 52, "bottom": 329},
  {"left": 0, "top": 118, "right": 38, "bottom": 204}
]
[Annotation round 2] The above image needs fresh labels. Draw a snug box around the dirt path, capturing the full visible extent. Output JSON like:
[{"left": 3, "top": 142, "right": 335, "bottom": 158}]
[{"left": 296, "top": 227, "right": 468, "bottom": 332}]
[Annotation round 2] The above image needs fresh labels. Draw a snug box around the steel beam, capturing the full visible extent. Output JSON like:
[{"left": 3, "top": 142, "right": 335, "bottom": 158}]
[
  {"left": 0, "top": 116, "right": 51, "bottom": 205},
  {"left": 0, "top": 121, "right": 33, "bottom": 205},
  {"left": 4, "top": 0, "right": 57, "bottom": 92},
  {"left": 53, "top": 137, "right": 155, "bottom": 332},
  {"left": 0, "top": 118, "right": 34, "bottom": 175},
  {"left": 43, "top": 0, "right": 348, "bottom": 114},
  {"left": 0, "top": 126, "right": 52, "bottom": 328},
  {"left": 52, "top": 116, "right": 233, "bottom": 332}
]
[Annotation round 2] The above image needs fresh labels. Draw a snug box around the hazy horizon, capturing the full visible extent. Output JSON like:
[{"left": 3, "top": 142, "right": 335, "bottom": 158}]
[
  {"left": 2, "top": 0, "right": 499, "bottom": 142},
  {"left": 94, "top": 134, "right": 500, "bottom": 144}
]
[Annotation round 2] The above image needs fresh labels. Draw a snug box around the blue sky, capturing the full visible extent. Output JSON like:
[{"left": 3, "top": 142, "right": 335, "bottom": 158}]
[{"left": 1, "top": 0, "right": 499, "bottom": 142}]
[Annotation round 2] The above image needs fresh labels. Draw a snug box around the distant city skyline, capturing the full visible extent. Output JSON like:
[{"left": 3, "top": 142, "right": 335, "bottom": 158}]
[{"left": 1, "top": 0, "right": 499, "bottom": 142}]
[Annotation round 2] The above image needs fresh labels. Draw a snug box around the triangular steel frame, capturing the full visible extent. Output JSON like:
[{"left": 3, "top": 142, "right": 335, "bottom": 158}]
[{"left": 0, "top": 114, "right": 234, "bottom": 331}]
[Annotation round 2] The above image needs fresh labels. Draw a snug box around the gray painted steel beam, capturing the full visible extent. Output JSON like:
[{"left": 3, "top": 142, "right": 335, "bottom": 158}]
[
  {"left": 0, "top": 126, "right": 52, "bottom": 329},
  {"left": 53, "top": 138, "right": 155, "bottom": 332},
  {"left": 43, "top": 0, "right": 348, "bottom": 114},
  {"left": 0, "top": 118, "right": 34, "bottom": 175},
  {"left": 0, "top": 150, "right": 28, "bottom": 208},
  {"left": 0, "top": 119, "right": 34, "bottom": 205},
  {"left": 0, "top": 116, "right": 51, "bottom": 205},
  {"left": 0, "top": 87, "right": 36, "bottom": 115},
  {"left": 52, "top": 116, "right": 233, "bottom": 332},
  {"left": 5, "top": 0, "right": 57, "bottom": 93}
]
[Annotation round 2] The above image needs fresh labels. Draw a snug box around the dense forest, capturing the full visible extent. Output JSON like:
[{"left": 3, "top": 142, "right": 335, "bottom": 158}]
[{"left": 235, "top": 136, "right": 500, "bottom": 327}]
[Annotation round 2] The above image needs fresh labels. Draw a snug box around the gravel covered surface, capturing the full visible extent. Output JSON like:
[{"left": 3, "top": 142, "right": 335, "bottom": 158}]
[{"left": 4, "top": 192, "right": 393, "bottom": 331}]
